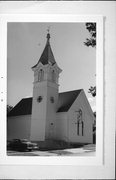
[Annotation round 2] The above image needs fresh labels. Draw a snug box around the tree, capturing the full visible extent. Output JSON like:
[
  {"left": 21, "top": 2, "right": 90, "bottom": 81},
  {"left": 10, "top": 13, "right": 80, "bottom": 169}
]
[
  {"left": 7, "top": 105, "right": 13, "bottom": 114},
  {"left": 84, "top": 23, "right": 96, "bottom": 48},
  {"left": 84, "top": 23, "right": 96, "bottom": 143},
  {"left": 84, "top": 23, "right": 96, "bottom": 97},
  {"left": 88, "top": 86, "right": 96, "bottom": 97}
]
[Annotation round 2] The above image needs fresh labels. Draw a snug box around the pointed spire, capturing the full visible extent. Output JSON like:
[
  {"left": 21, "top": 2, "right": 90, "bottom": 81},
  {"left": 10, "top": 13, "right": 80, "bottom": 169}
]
[{"left": 32, "top": 30, "right": 56, "bottom": 69}]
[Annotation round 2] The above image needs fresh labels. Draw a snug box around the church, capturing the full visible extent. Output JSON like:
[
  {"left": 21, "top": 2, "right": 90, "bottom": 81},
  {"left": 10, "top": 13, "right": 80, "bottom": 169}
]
[{"left": 7, "top": 32, "right": 94, "bottom": 146}]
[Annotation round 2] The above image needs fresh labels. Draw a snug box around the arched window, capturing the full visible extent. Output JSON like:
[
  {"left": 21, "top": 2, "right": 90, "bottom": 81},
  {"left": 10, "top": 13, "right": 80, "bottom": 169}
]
[
  {"left": 51, "top": 70, "right": 56, "bottom": 82},
  {"left": 38, "top": 69, "right": 44, "bottom": 82},
  {"left": 76, "top": 109, "right": 84, "bottom": 136}
]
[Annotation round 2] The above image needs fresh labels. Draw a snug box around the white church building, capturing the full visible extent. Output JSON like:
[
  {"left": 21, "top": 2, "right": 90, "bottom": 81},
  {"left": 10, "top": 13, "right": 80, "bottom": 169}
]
[{"left": 7, "top": 32, "right": 94, "bottom": 145}]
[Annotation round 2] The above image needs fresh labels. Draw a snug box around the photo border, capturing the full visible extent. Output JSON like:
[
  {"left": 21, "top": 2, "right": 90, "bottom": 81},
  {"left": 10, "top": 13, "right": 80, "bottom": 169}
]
[{"left": 0, "top": 14, "right": 103, "bottom": 166}]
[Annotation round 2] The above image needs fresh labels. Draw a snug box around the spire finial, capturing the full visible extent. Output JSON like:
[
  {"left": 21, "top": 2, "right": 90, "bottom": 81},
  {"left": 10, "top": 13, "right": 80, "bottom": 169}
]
[{"left": 46, "top": 26, "right": 50, "bottom": 41}]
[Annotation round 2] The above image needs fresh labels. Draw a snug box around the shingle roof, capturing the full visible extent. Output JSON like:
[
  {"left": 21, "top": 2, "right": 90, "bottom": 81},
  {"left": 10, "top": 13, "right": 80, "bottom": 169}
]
[
  {"left": 32, "top": 33, "right": 56, "bottom": 68},
  {"left": 57, "top": 89, "right": 82, "bottom": 112},
  {"left": 8, "top": 98, "right": 32, "bottom": 117},
  {"left": 8, "top": 89, "right": 82, "bottom": 117}
]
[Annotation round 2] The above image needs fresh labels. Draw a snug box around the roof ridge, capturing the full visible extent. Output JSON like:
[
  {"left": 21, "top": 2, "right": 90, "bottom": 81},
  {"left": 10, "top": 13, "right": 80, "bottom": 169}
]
[
  {"left": 8, "top": 89, "right": 84, "bottom": 116},
  {"left": 59, "top": 89, "right": 83, "bottom": 94},
  {"left": 22, "top": 89, "right": 83, "bottom": 99},
  {"left": 22, "top": 97, "right": 32, "bottom": 100}
]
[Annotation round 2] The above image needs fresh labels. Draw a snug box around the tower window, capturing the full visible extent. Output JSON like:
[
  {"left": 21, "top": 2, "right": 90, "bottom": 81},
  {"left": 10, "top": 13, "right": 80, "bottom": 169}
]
[
  {"left": 51, "top": 70, "right": 56, "bottom": 82},
  {"left": 50, "top": 96, "right": 54, "bottom": 103},
  {"left": 37, "top": 96, "right": 43, "bottom": 103},
  {"left": 38, "top": 69, "right": 44, "bottom": 82}
]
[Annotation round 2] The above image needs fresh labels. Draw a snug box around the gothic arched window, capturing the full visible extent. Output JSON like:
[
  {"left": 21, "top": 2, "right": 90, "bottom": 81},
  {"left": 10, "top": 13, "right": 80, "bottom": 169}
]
[
  {"left": 38, "top": 69, "right": 44, "bottom": 82},
  {"left": 51, "top": 70, "right": 56, "bottom": 82},
  {"left": 76, "top": 109, "right": 84, "bottom": 136}
]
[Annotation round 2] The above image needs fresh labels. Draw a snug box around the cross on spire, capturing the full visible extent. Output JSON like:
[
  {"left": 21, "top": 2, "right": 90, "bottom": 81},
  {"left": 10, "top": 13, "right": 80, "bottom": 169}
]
[{"left": 47, "top": 26, "right": 50, "bottom": 42}]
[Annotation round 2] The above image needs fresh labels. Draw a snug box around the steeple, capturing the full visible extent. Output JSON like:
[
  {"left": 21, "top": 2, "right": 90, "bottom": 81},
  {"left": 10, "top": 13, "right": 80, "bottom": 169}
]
[
  {"left": 32, "top": 31, "right": 56, "bottom": 69},
  {"left": 30, "top": 30, "right": 62, "bottom": 141}
]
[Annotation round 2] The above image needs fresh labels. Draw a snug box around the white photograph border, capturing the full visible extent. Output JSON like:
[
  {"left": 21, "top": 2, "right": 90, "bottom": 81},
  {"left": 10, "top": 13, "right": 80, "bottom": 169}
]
[{"left": 0, "top": 14, "right": 103, "bottom": 166}]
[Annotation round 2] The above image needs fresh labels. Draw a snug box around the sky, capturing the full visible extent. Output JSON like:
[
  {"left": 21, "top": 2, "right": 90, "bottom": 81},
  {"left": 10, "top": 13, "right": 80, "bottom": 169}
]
[{"left": 7, "top": 22, "right": 96, "bottom": 111}]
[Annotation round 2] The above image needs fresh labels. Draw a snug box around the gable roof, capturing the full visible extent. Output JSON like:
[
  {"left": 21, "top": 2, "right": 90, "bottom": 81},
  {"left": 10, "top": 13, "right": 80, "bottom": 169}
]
[
  {"left": 32, "top": 33, "right": 56, "bottom": 68},
  {"left": 8, "top": 98, "right": 33, "bottom": 117},
  {"left": 8, "top": 89, "right": 82, "bottom": 117},
  {"left": 57, "top": 89, "right": 82, "bottom": 112}
]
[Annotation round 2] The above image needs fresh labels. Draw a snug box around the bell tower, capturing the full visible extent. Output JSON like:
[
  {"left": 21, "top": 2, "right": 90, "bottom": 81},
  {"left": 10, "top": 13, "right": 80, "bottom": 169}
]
[{"left": 30, "top": 31, "right": 62, "bottom": 141}]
